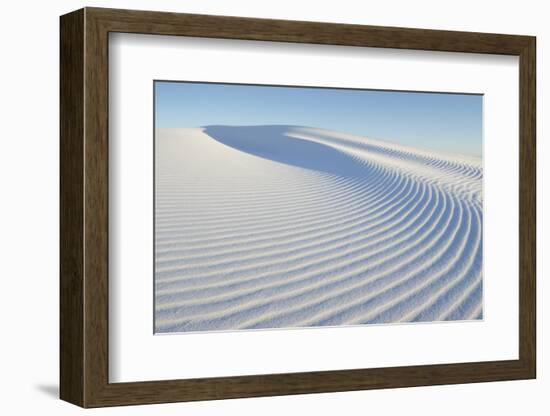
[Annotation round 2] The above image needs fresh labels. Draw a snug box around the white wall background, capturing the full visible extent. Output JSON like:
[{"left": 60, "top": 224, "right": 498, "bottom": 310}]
[{"left": 0, "top": 0, "right": 545, "bottom": 414}]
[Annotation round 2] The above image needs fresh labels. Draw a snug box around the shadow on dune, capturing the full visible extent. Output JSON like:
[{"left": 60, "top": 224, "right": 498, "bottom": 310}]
[{"left": 203, "top": 125, "right": 372, "bottom": 179}]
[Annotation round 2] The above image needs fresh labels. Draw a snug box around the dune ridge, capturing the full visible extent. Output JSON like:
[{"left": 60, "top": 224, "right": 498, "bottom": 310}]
[{"left": 154, "top": 125, "right": 482, "bottom": 333}]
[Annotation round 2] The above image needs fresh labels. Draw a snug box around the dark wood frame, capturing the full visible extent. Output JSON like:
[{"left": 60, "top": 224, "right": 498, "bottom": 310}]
[{"left": 60, "top": 7, "right": 536, "bottom": 408}]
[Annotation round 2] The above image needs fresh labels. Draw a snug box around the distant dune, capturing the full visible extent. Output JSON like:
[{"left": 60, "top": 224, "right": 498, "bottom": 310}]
[{"left": 154, "top": 125, "right": 483, "bottom": 333}]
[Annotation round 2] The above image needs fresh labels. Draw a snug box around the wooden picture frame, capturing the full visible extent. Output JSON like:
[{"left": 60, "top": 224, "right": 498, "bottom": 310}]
[{"left": 60, "top": 7, "right": 536, "bottom": 408}]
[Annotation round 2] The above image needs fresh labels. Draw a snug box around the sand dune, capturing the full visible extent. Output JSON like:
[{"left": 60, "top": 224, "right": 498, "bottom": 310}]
[{"left": 154, "top": 125, "right": 483, "bottom": 333}]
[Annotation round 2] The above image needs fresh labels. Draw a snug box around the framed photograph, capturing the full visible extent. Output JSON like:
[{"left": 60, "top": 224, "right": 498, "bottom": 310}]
[{"left": 60, "top": 7, "right": 536, "bottom": 407}]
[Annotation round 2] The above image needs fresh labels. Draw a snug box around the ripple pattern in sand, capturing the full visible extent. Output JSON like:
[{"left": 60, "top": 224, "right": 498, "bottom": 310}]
[{"left": 154, "top": 126, "right": 483, "bottom": 333}]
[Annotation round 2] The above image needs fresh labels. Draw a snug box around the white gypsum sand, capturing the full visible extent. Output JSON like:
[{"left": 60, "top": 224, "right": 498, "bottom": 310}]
[{"left": 154, "top": 126, "right": 482, "bottom": 333}]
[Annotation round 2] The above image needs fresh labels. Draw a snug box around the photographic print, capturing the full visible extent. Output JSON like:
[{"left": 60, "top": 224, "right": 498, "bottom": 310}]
[{"left": 154, "top": 81, "right": 483, "bottom": 334}]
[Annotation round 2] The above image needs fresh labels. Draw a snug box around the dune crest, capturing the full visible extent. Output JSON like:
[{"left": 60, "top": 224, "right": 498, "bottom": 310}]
[{"left": 154, "top": 125, "right": 483, "bottom": 333}]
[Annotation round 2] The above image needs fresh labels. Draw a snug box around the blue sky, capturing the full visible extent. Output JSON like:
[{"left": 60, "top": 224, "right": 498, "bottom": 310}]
[{"left": 155, "top": 81, "right": 482, "bottom": 157}]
